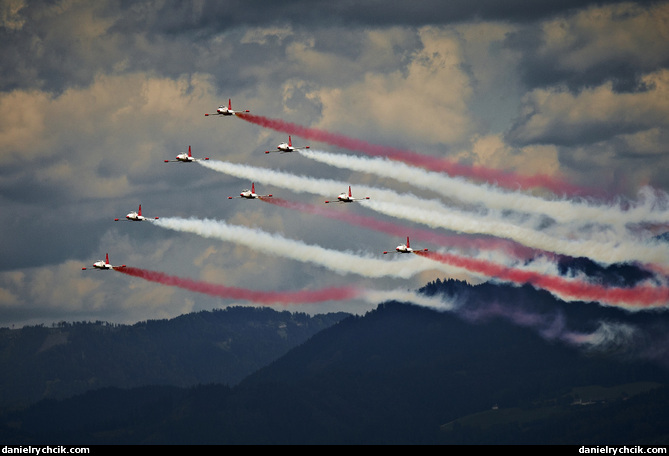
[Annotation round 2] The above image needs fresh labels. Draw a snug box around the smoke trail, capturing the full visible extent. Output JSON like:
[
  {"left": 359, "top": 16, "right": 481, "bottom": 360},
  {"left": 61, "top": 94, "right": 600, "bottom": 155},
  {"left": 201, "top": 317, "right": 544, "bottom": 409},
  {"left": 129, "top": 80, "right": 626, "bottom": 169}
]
[
  {"left": 153, "top": 216, "right": 462, "bottom": 279},
  {"left": 153, "top": 216, "right": 667, "bottom": 309},
  {"left": 116, "top": 264, "right": 643, "bottom": 355},
  {"left": 115, "top": 266, "right": 462, "bottom": 314},
  {"left": 361, "top": 199, "right": 669, "bottom": 267},
  {"left": 561, "top": 320, "right": 639, "bottom": 351},
  {"left": 362, "top": 288, "right": 460, "bottom": 313},
  {"left": 415, "top": 251, "right": 669, "bottom": 310},
  {"left": 199, "top": 159, "right": 669, "bottom": 267},
  {"left": 370, "top": 285, "right": 646, "bottom": 353},
  {"left": 115, "top": 266, "right": 362, "bottom": 304},
  {"left": 118, "top": 261, "right": 643, "bottom": 353},
  {"left": 236, "top": 112, "right": 586, "bottom": 196},
  {"left": 262, "top": 196, "right": 541, "bottom": 260},
  {"left": 299, "top": 149, "right": 669, "bottom": 231},
  {"left": 199, "top": 159, "right": 358, "bottom": 197},
  {"left": 459, "top": 298, "right": 641, "bottom": 352}
]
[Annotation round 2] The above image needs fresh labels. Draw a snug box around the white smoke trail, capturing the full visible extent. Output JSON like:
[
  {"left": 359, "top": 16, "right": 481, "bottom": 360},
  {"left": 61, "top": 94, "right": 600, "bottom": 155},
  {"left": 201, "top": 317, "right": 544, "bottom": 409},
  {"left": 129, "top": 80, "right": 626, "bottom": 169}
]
[
  {"left": 199, "top": 160, "right": 669, "bottom": 267},
  {"left": 299, "top": 149, "right": 669, "bottom": 232},
  {"left": 562, "top": 321, "right": 639, "bottom": 351},
  {"left": 360, "top": 199, "right": 669, "bottom": 267},
  {"left": 153, "top": 216, "right": 464, "bottom": 279},
  {"left": 153, "top": 216, "right": 669, "bottom": 309},
  {"left": 200, "top": 159, "right": 458, "bottom": 216},
  {"left": 361, "top": 288, "right": 460, "bottom": 312},
  {"left": 363, "top": 287, "right": 648, "bottom": 354}
]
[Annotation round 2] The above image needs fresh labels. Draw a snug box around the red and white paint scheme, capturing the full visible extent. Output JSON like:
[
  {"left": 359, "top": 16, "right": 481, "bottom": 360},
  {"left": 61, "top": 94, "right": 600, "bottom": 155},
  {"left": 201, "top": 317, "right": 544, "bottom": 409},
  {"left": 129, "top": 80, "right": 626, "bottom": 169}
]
[
  {"left": 228, "top": 182, "right": 272, "bottom": 200},
  {"left": 164, "top": 145, "right": 209, "bottom": 163},
  {"left": 205, "top": 99, "right": 249, "bottom": 117},
  {"left": 82, "top": 253, "right": 126, "bottom": 270},
  {"left": 384, "top": 237, "right": 428, "bottom": 254},
  {"left": 115, "top": 204, "right": 159, "bottom": 222},
  {"left": 265, "top": 136, "right": 310, "bottom": 154},
  {"left": 325, "top": 186, "right": 370, "bottom": 204}
]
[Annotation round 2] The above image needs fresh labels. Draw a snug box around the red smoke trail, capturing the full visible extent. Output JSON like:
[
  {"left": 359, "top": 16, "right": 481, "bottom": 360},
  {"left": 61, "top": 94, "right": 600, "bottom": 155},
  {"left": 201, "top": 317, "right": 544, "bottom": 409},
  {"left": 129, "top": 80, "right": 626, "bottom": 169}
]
[
  {"left": 237, "top": 113, "right": 586, "bottom": 196},
  {"left": 260, "top": 196, "right": 544, "bottom": 260},
  {"left": 415, "top": 251, "right": 669, "bottom": 309},
  {"left": 115, "top": 267, "right": 362, "bottom": 304}
]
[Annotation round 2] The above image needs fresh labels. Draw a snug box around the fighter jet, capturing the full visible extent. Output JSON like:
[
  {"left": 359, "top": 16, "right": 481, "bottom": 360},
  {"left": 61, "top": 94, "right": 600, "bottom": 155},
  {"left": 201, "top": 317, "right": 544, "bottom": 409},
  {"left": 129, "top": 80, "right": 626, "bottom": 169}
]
[
  {"left": 325, "top": 186, "right": 370, "bottom": 203},
  {"left": 228, "top": 182, "right": 272, "bottom": 199},
  {"left": 265, "top": 136, "right": 310, "bottom": 154},
  {"left": 383, "top": 237, "right": 428, "bottom": 254},
  {"left": 164, "top": 145, "right": 209, "bottom": 163},
  {"left": 205, "top": 99, "right": 249, "bottom": 117},
  {"left": 114, "top": 204, "right": 158, "bottom": 222},
  {"left": 82, "top": 253, "right": 126, "bottom": 270}
]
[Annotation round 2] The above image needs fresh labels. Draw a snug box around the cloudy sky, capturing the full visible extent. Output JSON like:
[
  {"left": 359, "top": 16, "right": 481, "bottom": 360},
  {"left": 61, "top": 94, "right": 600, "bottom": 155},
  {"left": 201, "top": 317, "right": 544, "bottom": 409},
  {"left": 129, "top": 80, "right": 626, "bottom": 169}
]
[{"left": 1, "top": 0, "right": 668, "bottom": 327}]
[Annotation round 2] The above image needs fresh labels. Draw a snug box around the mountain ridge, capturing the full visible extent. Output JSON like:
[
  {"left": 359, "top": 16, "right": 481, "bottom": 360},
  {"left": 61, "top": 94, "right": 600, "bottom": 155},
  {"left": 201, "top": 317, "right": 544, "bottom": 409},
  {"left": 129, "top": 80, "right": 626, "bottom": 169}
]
[
  {"left": 3, "top": 278, "right": 668, "bottom": 444},
  {"left": 0, "top": 306, "right": 349, "bottom": 410}
]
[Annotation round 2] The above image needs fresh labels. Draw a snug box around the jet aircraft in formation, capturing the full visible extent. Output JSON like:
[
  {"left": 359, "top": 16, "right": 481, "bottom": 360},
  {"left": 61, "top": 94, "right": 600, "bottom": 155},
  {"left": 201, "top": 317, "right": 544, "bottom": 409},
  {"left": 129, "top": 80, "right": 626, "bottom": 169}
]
[
  {"left": 204, "top": 99, "right": 250, "bottom": 117},
  {"left": 115, "top": 204, "right": 158, "bottom": 222},
  {"left": 228, "top": 182, "right": 272, "bottom": 200},
  {"left": 164, "top": 146, "right": 209, "bottom": 163},
  {"left": 82, "top": 253, "right": 126, "bottom": 270},
  {"left": 97, "top": 99, "right": 432, "bottom": 275},
  {"left": 325, "top": 186, "right": 370, "bottom": 204},
  {"left": 265, "top": 136, "right": 310, "bottom": 154},
  {"left": 384, "top": 237, "right": 428, "bottom": 254}
]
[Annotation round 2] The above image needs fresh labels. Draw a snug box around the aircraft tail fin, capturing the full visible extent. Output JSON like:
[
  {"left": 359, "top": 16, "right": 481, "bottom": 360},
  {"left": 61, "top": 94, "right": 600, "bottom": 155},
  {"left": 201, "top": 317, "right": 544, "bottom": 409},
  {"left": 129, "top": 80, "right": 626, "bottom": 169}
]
[
  {"left": 406, "top": 237, "right": 410, "bottom": 248},
  {"left": 288, "top": 136, "right": 292, "bottom": 147},
  {"left": 105, "top": 253, "right": 109, "bottom": 265},
  {"left": 188, "top": 146, "right": 192, "bottom": 157},
  {"left": 138, "top": 204, "right": 142, "bottom": 216},
  {"left": 348, "top": 186, "right": 352, "bottom": 197},
  {"left": 228, "top": 99, "right": 232, "bottom": 110}
]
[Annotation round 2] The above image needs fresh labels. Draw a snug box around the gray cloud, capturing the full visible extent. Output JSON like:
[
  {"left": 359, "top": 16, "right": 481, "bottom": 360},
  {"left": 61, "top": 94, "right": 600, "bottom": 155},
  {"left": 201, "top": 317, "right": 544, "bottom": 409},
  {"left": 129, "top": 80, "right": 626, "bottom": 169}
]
[{"left": 0, "top": 0, "right": 667, "bottom": 327}]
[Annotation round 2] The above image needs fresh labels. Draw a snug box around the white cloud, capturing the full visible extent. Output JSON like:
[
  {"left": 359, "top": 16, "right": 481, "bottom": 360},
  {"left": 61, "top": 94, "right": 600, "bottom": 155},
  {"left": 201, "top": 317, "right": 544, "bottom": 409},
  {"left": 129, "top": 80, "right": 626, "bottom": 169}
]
[
  {"left": 315, "top": 26, "right": 473, "bottom": 145},
  {"left": 509, "top": 69, "right": 669, "bottom": 146},
  {"left": 539, "top": 2, "right": 669, "bottom": 73},
  {"left": 0, "top": 72, "right": 223, "bottom": 200},
  {"left": 1, "top": 0, "right": 26, "bottom": 31}
]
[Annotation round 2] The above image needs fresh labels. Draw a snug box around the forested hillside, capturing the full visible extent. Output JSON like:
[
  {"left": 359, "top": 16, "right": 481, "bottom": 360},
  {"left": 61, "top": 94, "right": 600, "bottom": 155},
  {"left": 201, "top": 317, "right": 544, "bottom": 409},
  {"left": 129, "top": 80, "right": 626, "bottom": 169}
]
[
  {"left": 0, "top": 306, "right": 349, "bottom": 410},
  {"left": 3, "top": 279, "right": 668, "bottom": 444}
]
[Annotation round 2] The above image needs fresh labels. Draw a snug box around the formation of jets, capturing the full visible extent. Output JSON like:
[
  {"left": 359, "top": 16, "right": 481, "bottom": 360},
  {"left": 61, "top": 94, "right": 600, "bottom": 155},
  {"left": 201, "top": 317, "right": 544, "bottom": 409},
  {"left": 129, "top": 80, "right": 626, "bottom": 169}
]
[
  {"left": 82, "top": 253, "right": 125, "bottom": 271},
  {"left": 164, "top": 145, "right": 209, "bottom": 163},
  {"left": 115, "top": 204, "right": 158, "bottom": 222},
  {"left": 384, "top": 237, "right": 428, "bottom": 255},
  {"left": 325, "top": 186, "right": 370, "bottom": 204},
  {"left": 228, "top": 182, "right": 272, "bottom": 199},
  {"left": 88, "top": 97, "right": 432, "bottom": 274},
  {"left": 204, "top": 99, "right": 249, "bottom": 117},
  {"left": 265, "top": 136, "right": 310, "bottom": 154}
]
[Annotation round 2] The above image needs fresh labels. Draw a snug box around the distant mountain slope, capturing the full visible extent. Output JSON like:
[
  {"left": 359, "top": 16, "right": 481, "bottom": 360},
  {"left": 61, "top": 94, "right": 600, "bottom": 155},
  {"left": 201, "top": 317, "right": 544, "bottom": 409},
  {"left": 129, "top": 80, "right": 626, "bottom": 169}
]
[
  {"left": 230, "top": 294, "right": 669, "bottom": 444},
  {"left": 4, "top": 279, "right": 668, "bottom": 444},
  {"left": 0, "top": 307, "right": 349, "bottom": 410}
]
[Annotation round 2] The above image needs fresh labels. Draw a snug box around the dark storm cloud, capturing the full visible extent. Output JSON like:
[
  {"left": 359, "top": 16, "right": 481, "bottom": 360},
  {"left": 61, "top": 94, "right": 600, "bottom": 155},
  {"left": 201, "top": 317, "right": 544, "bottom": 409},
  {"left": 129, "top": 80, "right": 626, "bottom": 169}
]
[
  {"left": 1, "top": 0, "right": 646, "bottom": 94},
  {"left": 114, "top": 0, "right": 648, "bottom": 31},
  {"left": 503, "top": 1, "right": 669, "bottom": 92}
]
